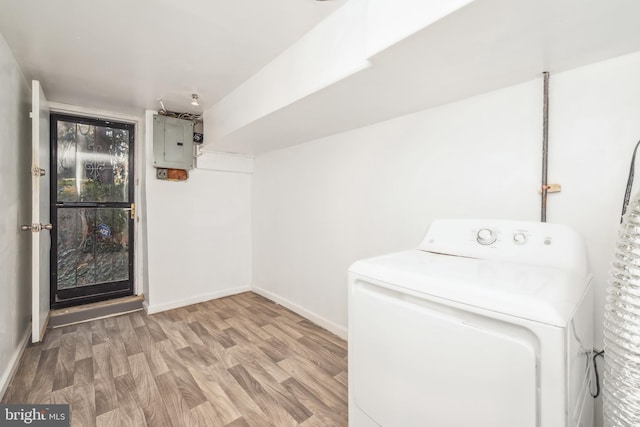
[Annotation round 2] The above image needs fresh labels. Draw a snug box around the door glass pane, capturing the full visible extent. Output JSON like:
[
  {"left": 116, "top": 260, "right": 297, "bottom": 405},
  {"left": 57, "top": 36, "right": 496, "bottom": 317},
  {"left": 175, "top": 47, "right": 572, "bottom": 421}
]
[
  {"left": 56, "top": 121, "right": 129, "bottom": 203},
  {"left": 57, "top": 208, "right": 129, "bottom": 289},
  {"left": 95, "top": 208, "right": 129, "bottom": 284}
]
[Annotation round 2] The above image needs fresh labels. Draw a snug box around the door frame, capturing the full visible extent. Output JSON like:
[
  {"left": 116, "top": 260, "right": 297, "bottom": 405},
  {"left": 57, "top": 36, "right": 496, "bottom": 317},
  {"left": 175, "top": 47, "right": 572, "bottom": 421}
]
[
  {"left": 48, "top": 102, "right": 145, "bottom": 302},
  {"left": 50, "top": 108, "right": 141, "bottom": 308}
]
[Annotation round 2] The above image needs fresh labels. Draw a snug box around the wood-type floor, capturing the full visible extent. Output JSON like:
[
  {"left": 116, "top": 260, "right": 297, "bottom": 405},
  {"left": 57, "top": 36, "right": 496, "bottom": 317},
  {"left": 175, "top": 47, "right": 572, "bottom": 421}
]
[{"left": 2, "top": 292, "right": 348, "bottom": 426}]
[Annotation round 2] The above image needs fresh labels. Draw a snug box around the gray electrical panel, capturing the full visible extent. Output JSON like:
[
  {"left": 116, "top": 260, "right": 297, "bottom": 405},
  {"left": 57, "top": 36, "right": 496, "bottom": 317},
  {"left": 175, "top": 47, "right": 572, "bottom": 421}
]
[{"left": 153, "top": 114, "right": 194, "bottom": 170}]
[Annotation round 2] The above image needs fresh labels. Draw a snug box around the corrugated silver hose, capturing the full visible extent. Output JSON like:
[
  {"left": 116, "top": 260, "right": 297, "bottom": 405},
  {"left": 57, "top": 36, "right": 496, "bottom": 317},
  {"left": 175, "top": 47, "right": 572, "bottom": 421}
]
[{"left": 604, "top": 192, "right": 640, "bottom": 426}]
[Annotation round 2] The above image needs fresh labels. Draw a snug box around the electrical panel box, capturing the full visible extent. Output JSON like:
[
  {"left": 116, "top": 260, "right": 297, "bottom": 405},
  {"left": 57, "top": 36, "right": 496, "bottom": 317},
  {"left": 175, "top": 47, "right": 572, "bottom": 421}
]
[{"left": 153, "top": 114, "right": 194, "bottom": 170}]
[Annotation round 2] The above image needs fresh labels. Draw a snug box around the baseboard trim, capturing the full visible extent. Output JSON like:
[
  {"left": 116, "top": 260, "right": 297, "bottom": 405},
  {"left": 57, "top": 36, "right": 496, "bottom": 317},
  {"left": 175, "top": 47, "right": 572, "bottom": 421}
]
[
  {"left": 0, "top": 325, "right": 31, "bottom": 401},
  {"left": 251, "top": 287, "right": 348, "bottom": 340},
  {"left": 143, "top": 286, "right": 251, "bottom": 314}
]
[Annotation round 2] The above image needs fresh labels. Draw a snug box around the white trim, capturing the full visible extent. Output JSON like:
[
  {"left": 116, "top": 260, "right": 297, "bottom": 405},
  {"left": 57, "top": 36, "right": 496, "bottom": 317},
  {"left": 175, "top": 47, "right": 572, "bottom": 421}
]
[
  {"left": 251, "top": 286, "right": 348, "bottom": 340},
  {"left": 48, "top": 102, "right": 142, "bottom": 124},
  {"left": 0, "top": 325, "right": 31, "bottom": 400},
  {"left": 50, "top": 308, "right": 143, "bottom": 328},
  {"left": 143, "top": 286, "right": 251, "bottom": 314},
  {"left": 196, "top": 150, "right": 255, "bottom": 174},
  {"left": 48, "top": 102, "right": 146, "bottom": 298},
  {"left": 197, "top": 148, "right": 255, "bottom": 158}
]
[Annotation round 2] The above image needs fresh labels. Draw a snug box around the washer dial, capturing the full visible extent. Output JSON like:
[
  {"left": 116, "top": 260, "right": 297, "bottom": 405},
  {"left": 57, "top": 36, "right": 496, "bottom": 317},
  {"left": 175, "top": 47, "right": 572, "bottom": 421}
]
[
  {"left": 513, "top": 233, "right": 527, "bottom": 245},
  {"left": 476, "top": 228, "right": 497, "bottom": 245}
]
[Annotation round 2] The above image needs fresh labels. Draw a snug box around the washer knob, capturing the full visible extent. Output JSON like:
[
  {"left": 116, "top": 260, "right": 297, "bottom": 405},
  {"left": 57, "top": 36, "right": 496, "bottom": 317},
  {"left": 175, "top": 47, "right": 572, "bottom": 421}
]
[
  {"left": 513, "top": 232, "right": 527, "bottom": 245},
  {"left": 477, "top": 228, "right": 497, "bottom": 245}
]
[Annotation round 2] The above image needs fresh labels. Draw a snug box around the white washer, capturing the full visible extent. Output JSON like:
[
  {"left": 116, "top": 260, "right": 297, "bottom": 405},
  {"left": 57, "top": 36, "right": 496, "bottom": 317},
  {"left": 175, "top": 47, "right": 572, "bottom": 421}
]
[{"left": 348, "top": 219, "right": 593, "bottom": 427}]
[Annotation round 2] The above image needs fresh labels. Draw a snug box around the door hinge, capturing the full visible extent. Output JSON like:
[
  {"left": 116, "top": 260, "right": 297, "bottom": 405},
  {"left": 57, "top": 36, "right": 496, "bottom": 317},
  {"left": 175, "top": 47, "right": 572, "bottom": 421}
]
[
  {"left": 32, "top": 167, "right": 45, "bottom": 177},
  {"left": 130, "top": 203, "right": 135, "bottom": 219},
  {"left": 20, "top": 223, "right": 53, "bottom": 232}
]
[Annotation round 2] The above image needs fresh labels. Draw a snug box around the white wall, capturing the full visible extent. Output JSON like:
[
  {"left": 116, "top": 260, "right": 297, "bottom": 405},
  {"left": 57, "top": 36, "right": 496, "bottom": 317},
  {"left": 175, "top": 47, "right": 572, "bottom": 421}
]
[
  {"left": 144, "top": 111, "right": 252, "bottom": 313},
  {"left": 0, "top": 33, "right": 32, "bottom": 397},
  {"left": 549, "top": 51, "right": 640, "bottom": 345},
  {"left": 253, "top": 76, "right": 542, "bottom": 338},
  {"left": 253, "top": 49, "right": 640, "bottom": 373}
]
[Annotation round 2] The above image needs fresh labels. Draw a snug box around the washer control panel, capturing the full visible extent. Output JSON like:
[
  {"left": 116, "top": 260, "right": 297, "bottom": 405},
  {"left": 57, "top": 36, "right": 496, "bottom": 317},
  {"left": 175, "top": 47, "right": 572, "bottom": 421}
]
[
  {"left": 475, "top": 228, "right": 529, "bottom": 246},
  {"left": 418, "top": 219, "right": 587, "bottom": 276}
]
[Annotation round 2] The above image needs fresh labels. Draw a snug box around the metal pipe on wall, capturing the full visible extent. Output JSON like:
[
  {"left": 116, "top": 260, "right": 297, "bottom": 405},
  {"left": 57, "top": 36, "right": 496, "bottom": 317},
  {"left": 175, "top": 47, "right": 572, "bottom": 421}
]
[{"left": 541, "top": 71, "right": 550, "bottom": 222}]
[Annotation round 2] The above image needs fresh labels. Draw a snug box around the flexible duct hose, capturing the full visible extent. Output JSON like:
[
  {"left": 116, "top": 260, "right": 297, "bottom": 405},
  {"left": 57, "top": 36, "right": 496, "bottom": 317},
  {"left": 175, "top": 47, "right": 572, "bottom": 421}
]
[{"left": 604, "top": 193, "right": 640, "bottom": 426}]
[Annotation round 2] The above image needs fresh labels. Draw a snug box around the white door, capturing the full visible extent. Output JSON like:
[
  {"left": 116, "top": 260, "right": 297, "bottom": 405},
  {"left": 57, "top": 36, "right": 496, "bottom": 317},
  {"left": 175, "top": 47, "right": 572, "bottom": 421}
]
[
  {"left": 349, "top": 278, "right": 539, "bottom": 427},
  {"left": 30, "top": 80, "right": 50, "bottom": 343}
]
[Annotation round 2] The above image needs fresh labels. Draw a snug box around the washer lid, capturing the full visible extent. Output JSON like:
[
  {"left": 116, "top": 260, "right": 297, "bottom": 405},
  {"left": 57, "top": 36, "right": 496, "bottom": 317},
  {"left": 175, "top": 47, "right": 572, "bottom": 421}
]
[{"left": 349, "top": 249, "right": 589, "bottom": 327}]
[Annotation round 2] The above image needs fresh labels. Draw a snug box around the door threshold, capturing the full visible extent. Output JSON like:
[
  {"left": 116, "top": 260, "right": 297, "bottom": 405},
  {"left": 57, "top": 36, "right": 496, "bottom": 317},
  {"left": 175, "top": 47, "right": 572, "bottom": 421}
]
[{"left": 49, "top": 294, "right": 144, "bottom": 328}]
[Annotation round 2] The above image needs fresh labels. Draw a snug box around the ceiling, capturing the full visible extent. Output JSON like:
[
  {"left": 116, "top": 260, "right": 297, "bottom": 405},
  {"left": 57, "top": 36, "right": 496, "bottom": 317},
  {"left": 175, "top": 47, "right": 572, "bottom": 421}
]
[
  {"left": 207, "top": 0, "right": 640, "bottom": 154},
  {"left": 0, "top": 0, "right": 345, "bottom": 115}
]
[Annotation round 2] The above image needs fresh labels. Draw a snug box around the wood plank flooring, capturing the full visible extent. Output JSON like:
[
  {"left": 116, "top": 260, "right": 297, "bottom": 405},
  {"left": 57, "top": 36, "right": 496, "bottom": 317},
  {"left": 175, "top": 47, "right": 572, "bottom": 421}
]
[{"left": 2, "top": 292, "right": 348, "bottom": 426}]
